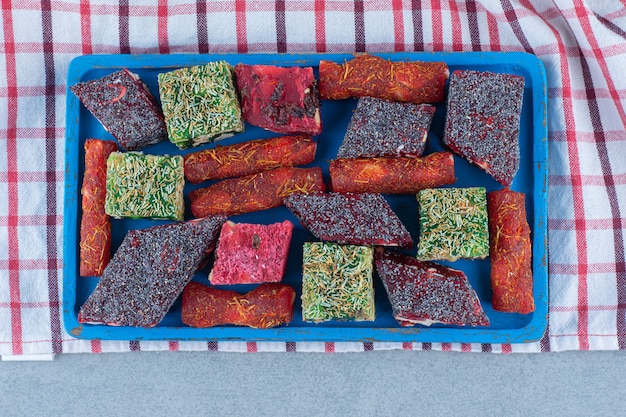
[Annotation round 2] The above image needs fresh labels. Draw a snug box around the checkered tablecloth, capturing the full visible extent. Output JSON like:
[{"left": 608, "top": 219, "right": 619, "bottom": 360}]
[{"left": 1, "top": 0, "right": 625, "bottom": 356}]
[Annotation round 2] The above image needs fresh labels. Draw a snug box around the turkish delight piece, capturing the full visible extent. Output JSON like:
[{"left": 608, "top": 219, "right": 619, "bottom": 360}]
[
  {"left": 158, "top": 61, "right": 244, "bottom": 149},
  {"left": 337, "top": 97, "right": 436, "bottom": 158},
  {"left": 301, "top": 242, "right": 375, "bottom": 323},
  {"left": 443, "top": 70, "right": 525, "bottom": 187},
  {"left": 78, "top": 215, "right": 226, "bottom": 327},
  {"left": 70, "top": 69, "right": 167, "bottom": 150},
  {"left": 284, "top": 192, "right": 413, "bottom": 248},
  {"left": 235, "top": 64, "right": 322, "bottom": 135},
  {"left": 181, "top": 281, "right": 296, "bottom": 329},
  {"left": 189, "top": 166, "right": 325, "bottom": 217},
  {"left": 488, "top": 188, "right": 535, "bottom": 314},
  {"left": 319, "top": 53, "right": 449, "bottom": 103},
  {"left": 184, "top": 134, "right": 317, "bottom": 184},
  {"left": 375, "top": 248, "right": 490, "bottom": 327},
  {"left": 209, "top": 220, "right": 294, "bottom": 285},
  {"left": 104, "top": 151, "right": 185, "bottom": 221},
  {"left": 80, "top": 139, "right": 118, "bottom": 277},
  {"left": 329, "top": 151, "right": 455, "bottom": 194},
  {"left": 416, "top": 187, "right": 489, "bottom": 262}
]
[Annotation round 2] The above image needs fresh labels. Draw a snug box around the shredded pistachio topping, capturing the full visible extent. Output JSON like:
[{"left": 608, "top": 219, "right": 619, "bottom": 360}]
[
  {"left": 416, "top": 187, "right": 489, "bottom": 261},
  {"left": 104, "top": 152, "right": 185, "bottom": 221},
  {"left": 158, "top": 61, "right": 244, "bottom": 149},
  {"left": 301, "top": 242, "right": 375, "bottom": 323}
]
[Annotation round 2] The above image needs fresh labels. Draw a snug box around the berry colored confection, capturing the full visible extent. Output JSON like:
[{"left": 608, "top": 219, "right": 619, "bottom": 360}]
[
  {"left": 337, "top": 97, "right": 436, "bottom": 158},
  {"left": 80, "top": 139, "right": 118, "bottom": 277},
  {"left": 188, "top": 166, "right": 325, "bottom": 217},
  {"left": 284, "top": 192, "right": 413, "bottom": 248},
  {"left": 319, "top": 53, "right": 449, "bottom": 104},
  {"left": 209, "top": 220, "right": 294, "bottom": 285},
  {"left": 235, "top": 64, "right": 322, "bottom": 136},
  {"left": 375, "top": 248, "right": 490, "bottom": 327},
  {"left": 183, "top": 134, "right": 317, "bottom": 184},
  {"left": 301, "top": 242, "right": 375, "bottom": 323},
  {"left": 181, "top": 281, "right": 296, "bottom": 329},
  {"left": 104, "top": 152, "right": 185, "bottom": 221},
  {"left": 443, "top": 70, "right": 525, "bottom": 187},
  {"left": 416, "top": 187, "right": 489, "bottom": 262},
  {"left": 70, "top": 69, "right": 168, "bottom": 150},
  {"left": 158, "top": 61, "right": 244, "bottom": 149},
  {"left": 488, "top": 188, "right": 535, "bottom": 314},
  {"left": 329, "top": 151, "right": 455, "bottom": 194},
  {"left": 78, "top": 215, "right": 226, "bottom": 328}
]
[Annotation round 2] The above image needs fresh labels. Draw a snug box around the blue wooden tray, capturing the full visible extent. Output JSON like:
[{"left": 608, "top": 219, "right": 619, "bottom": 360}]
[{"left": 63, "top": 52, "right": 548, "bottom": 343}]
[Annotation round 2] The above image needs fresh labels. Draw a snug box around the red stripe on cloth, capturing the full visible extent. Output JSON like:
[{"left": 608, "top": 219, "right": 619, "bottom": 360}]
[
  {"left": 2, "top": 0, "right": 22, "bottom": 356},
  {"left": 461, "top": 343, "right": 471, "bottom": 352},
  {"left": 501, "top": 0, "right": 534, "bottom": 53},
  {"left": 196, "top": 1, "right": 209, "bottom": 53},
  {"left": 501, "top": 343, "right": 512, "bottom": 354},
  {"left": 235, "top": 0, "right": 248, "bottom": 53},
  {"left": 441, "top": 343, "right": 451, "bottom": 351},
  {"left": 574, "top": 4, "right": 626, "bottom": 129},
  {"left": 448, "top": 0, "right": 463, "bottom": 51},
  {"left": 275, "top": 0, "right": 287, "bottom": 53},
  {"left": 315, "top": 0, "right": 326, "bottom": 52},
  {"left": 169, "top": 341, "right": 179, "bottom": 351},
  {"left": 392, "top": 0, "right": 404, "bottom": 51},
  {"left": 485, "top": 9, "right": 501, "bottom": 51},
  {"left": 324, "top": 342, "right": 334, "bottom": 352},
  {"left": 246, "top": 341, "right": 257, "bottom": 352},
  {"left": 465, "top": 0, "right": 482, "bottom": 51},
  {"left": 158, "top": 0, "right": 169, "bottom": 53},
  {"left": 118, "top": 1, "right": 130, "bottom": 54},
  {"left": 354, "top": 0, "right": 365, "bottom": 52},
  {"left": 91, "top": 339, "right": 102, "bottom": 354},
  {"left": 79, "top": 0, "right": 92, "bottom": 54},
  {"left": 431, "top": 0, "right": 443, "bottom": 51},
  {"left": 410, "top": 0, "right": 424, "bottom": 51}
]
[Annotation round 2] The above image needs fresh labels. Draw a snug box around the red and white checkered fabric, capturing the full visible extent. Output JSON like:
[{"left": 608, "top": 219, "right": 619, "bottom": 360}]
[{"left": 1, "top": 0, "right": 625, "bottom": 356}]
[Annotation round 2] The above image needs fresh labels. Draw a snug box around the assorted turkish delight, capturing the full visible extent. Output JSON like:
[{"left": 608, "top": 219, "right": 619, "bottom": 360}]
[
  {"left": 416, "top": 187, "right": 490, "bottom": 262},
  {"left": 209, "top": 220, "right": 294, "bottom": 285},
  {"left": 158, "top": 61, "right": 244, "bottom": 149},
  {"left": 443, "top": 70, "right": 525, "bottom": 187},
  {"left": 284, "top": 192, "right": 413, "bottom": 248},
  {"left": 78, "top": 215, "right": 226, "bottom": 327},
  {"left": 301, "top": 242, "right": 375, "bottom": 323},
  {"left": 104, "top": 152, "right": 185, "bottom": 221},
  {"left": 70, "top": 69, "right": 168, "bottom": 150},
  {"left": 337, "top": 97, "right": 435, "bottom": 158},
  {"left": 235, "top": 64, "right": 322, "bottom": 136}
]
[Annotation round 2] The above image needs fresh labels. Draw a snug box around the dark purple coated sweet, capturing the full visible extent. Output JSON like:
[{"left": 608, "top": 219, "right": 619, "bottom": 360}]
[
  {"left": 443, "top": 70, "right": 524, "bottom": 187},
  {"left": 284, "top": 192, "right": 413, "bottom": 248},
  {"left": 70, "top": 69, "right": 168, "bottom": 150},
  {"left": 78, "top": 215, "right": 226, "bottom": 327},
  {"left": 337, "top": 97, "right": 436, "bottom": 158},
  {"left": 375, "top": 248, "right": 490, "bottom": 327}
]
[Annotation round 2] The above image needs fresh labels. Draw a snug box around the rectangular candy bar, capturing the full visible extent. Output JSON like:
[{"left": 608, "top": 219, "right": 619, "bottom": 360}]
[
  {"left": 104, "top": 152, "right": 185, "bottom": 221},
  {"left": 79, "top": 139, "right": 118, "bottom": 276},
  {"left": 70, "top": 69, "right": 167, "bottom": 151},
  {"left": 183, "top": 134, "right": 317, "bottom": 184},
  {"left": 189, "top": 166, "right": 325, "bottom": 217},
  {"left": 158, "top": 61, "right": 244, "bottom": 149},
  {"left": 329, "top": 151, "right": 455, "bottom": 194},
  {"left": 488, "top": 188, "right": 535, "bottom": 314}
]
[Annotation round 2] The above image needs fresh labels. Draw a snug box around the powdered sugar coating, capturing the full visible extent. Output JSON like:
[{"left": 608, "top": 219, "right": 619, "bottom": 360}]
[
  {"left": 284, "top": 192, "right": 413, "bottom": 248},
  {"left": 443, "top": 70, "right": 524, "bottom": 187},
  {"left": 375, "top": 249, "right": 490, "bottom": 327},
  {"left": 70, "top": 69, "right": 167, "bottom": 151},
  {"left": 337, "top": 97, "right": 435, "bottom": 158},
  {"left": 78, "top": 215, "right": 226, "bottom": 327}
]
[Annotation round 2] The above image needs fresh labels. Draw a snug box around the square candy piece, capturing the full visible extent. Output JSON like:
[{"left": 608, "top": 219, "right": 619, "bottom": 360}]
[
  {"left": 105, "top": 152, "right": 185, "bottom": 221},
  {"left": 209, "top": 220, "right": 294, "bottom": 285},
  {"left": 235, "top": 64, "right": 322, "bottom": 136},
  {"left": 301, "top": 242, "right": 375, "bottom": 323},
  {"left": 70, "top": 69, "right": 167, "bottom": 150},
  {"left": 337, "top": 97, "right": 436, "bottom": 158},
  {"left": 443, "top": 70, "right": 524, "bottom": 187},
  {"left": 416, "top": 187, "right": 489, "bottom": 261},
  {"left": 158, "top": 61, "right": 244, "bottom": 149}
]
